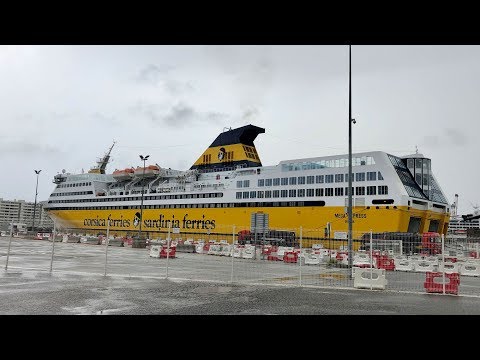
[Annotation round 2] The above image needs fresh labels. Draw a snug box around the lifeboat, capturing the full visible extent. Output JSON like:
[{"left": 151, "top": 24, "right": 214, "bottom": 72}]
[
  {"left": 112, "top": 168, "right": 134, "bottom": 181},
  {"left": 134, "top": 165, "right": 160, "bottom": 177}
]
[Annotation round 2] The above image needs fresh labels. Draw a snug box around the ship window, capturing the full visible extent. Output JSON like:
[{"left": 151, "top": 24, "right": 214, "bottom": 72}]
[
  {"left": 289, "top": 177, "right": 297, "bottom": 185},
  {"left": 265, "top": 178, "right": 273, "bottom": 186},
  {"left": 307, "top": 189, "right": 314, "bottom": 197},
  {"left": 378, "top": 171, "right": 384, "bottom": 180},
  {"left": 355, "top": 173, "right": 365, "bottom": 181},
  {"left": 273, "top": 190, "right": 280, "bottom": 198},
  {"left": 378, "top": 185, "right": 388, "bottom": 195},
  {"left": 236, "top": 192, "right": 242, "bottom": 199},
  {"left": 258, "top": 179, "right": 264, "bottom": 187},
  {"left": 265, "top": 190, "right": 272, "bottom": 198},
  {"left": 288, "top": 189, "right": 296, "bottom": 197},
  {"left": 325, "top": 175, "right": 334, "bottom": 183},
  {"left": 335, "top": 174, "right": 344, "bottom": 183},
  {"left": 273, "top": 178, "right": 280, "bottom": 186},
  {"left": 281, "top": 190, "right": 288, "bottom": 197},
  {"left": 298, "top": 176, "right": 305, "bottom": 185},
  {"left": 298, "top": 189, "right": 305, "bottom": 197},
  {"left": 367, "top": 171, "right": 377, "bottom": 181},
  {"left": 356, "top": 186, "right": 365, "bottom": 196},
  {"left": 367, "top": 186, "right": 376, "bottom": 195},
  {"left": 237, "top": 181, "right": 243, "bottom": 188},
  {"left": 307, "top": 176, "right": 314, "bottom": 184},
  {"left": 250, "top": 191, "right": 257, "bottom": 199},
  {"left": 315, "top": 188, "right": 324, "bottom": 197},
  {"left": 243, "top": 191, "right": 249, "bottom": 199},
  {"left": 335, "top": 187, "right": 344, "bottom": 196},
  {"left": 257, "top": 191, "right": 264, "bottom": 198},
  {"left": 281, "top": 177, "right": 288, "bottom": 185},
  {"left": 325, "top": 188, "right": 333, "bottom": 196},
  {"left": 243, "top": 180, "right": 250, "bottom": 188}
]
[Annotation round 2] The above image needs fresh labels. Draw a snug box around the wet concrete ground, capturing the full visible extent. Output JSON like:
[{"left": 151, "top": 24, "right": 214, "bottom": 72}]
[{"left": 1, "top": 237, "right": 480, "bottom": 314}]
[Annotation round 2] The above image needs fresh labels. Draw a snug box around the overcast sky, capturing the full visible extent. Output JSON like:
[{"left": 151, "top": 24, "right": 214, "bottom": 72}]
[{"left": 0, "top": 45, "right": 478, "bottom": 215}]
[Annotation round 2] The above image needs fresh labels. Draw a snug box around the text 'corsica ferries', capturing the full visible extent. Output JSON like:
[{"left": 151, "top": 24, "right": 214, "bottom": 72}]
[{"left": 44, "top": 124, "right": 450, "bottom": 237}]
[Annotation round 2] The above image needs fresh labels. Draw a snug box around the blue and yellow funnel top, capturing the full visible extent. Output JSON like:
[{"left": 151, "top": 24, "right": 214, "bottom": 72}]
[{"left": 190, "top": 124, "right": 265, "bottom": 171}]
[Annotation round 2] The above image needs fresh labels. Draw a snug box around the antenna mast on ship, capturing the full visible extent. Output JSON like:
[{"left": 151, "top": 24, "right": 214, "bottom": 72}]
[{"left": 88, "top": 141, "right": 116, "bottom": 174}]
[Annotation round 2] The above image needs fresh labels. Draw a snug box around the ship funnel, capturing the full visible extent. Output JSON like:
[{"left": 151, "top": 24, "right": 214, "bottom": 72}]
[{"left": 190, "top": 124, "right": 265, "bottom": 172}]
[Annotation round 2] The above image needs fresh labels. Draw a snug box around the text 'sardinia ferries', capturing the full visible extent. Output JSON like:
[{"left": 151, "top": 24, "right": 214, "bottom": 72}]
[{"left": 44, "top": 124, "right": 450, "bottom": 237}]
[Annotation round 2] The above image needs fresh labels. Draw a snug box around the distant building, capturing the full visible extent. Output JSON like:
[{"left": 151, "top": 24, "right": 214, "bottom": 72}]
[{"left": 0, "top": 198, "right": 54, "bottom": 231}]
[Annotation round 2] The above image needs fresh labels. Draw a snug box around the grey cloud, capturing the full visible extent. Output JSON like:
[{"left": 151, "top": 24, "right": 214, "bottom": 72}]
[
  {"left": 131, "top": 101, "right": 227, "bottom": 127},
  {"left": 444, "top": 128, "right": 467, "bottom": 146},
  {"left": 163, "top": 103, "right": 196, "bottom": 126},
  {"left": 137, "top": 64, "right": 174, "bottom": 85},
  {"left": 164, "top": 79, "right": 194, "bottom": 95},
  {"left": 241, "top": 107, "right": 260, "bottom": 121}
]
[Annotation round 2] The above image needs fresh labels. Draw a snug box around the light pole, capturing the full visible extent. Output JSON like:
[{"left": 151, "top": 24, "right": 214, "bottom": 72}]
[
  {"left": 138, "top": 154, "right": 149, "bottom": 241},
  {"left": 347, "top": 45, "right": 356, "bottom": 276},
  {"left": 32, "top": 170, "right": 41, "bottom": 233}
]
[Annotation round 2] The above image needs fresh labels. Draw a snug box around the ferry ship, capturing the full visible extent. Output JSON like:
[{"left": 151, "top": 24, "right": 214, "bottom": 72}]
[{"left": 44, "top": 124, "right": 450, "bottom": 238}]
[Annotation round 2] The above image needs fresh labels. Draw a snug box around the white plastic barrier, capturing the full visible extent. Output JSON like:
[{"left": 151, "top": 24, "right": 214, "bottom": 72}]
[
  {"left": 149, "top": 245, "right": 161, "bottom": 258},
  {"left": 409, "top": 255, "right": 423, "bottom": 262},
  {"left": 220, "top": 239, "right": 228, "bottom": 244},
  {"left": 233, "top": 246, "right": 243, "bottom": 258},
  {"left": 414, "top": 261, "right": 437, "bottom": 273},
  {"left": 353, "top": 268, "right": 387, "bottom": 290},
  {"left": 185, "top": 238, "right": 194, "bottom": 245},
  {"left": 439, "top": 262, "right": 460, "bottom": 274},
  {"left": 208, "top": 244, "right": 222, "bottom": 256},
  {"left": 393, "top": 255, "right": 408, "bottom": 262},
  {"left": 459, "top": 262, "right": 480, "bottom": 277},
  {"left": 242, "top": 246, "right": 256, "bottom": 259},
  {"left": 424, "top": 256, "right": 439, "bottom": 266},
  {"left": 277, "top": 247, "right": 287, "bottom": 258},
  {"left": 62, "top": 234, "right": 69, "bottom": 243},
  {"left": 304, "top": 253, "right": 321, "bottom": 265},
  {"left": 312, "top": 243, "right": 324, "bottom": 250},
  {"left": 353, "top": 254, "right": 373, "bottom": 268},
  {"left": 195, "top": 244, "right": 204, "bottom": 254},
  {"left": 395, "top": 259, "right": 415, "bottom": 272},
  {"left": 220, "top": 245, "right": 232, "bottom": 257}
]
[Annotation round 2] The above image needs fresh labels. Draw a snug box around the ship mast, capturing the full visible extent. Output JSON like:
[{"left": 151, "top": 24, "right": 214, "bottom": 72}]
[{"left": 88, "top": 141, "right": 116, "bottom": 174}]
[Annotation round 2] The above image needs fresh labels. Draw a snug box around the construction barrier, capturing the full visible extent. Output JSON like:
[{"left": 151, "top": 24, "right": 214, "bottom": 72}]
[
  {"left": 459, "top": 262, "right": 480, "bottom": 277},
  {"left": 176, "top": 244, "right": 196, "bottom": 253},
  {"left": 377, "top": 257, "right": 395, "bottom": 271},
  {"left": 424, "top": 256, "right": 439, "bottom": 266},
  {"left": 304, "top": 253, "right": 321, "bottom": 265},
  {"left": 353, "top": 254, "right": 373, "bottom": 268},
  {"left": 149, "top": 245, "right": 161, "bottom": 258},
  {"left": 160, "top": 246, "right": 176, "bottom": 258},
  {"left": 233, "top": 245, "right": 243, "bottom": 258},
  {"left": 242, "top": 246, "right": 256, "bottom": 259},
  {"left": 438, "top": 262, "right": 460, "bottom": 274},
  {"left": 414, "top": 261, "right": 437, "bottom": 273},
  {"left": 195, "top": 244, "right": 205, "bottom": 254},
  {"left": 395, "top": 259, "right": 415, "bottom": 272},
  {"left": 424, "top": 272, "right": 460, "bottom": 295},
  {"left": 207, "top": 244, "right": 222, "bottom": 256},
  {"left": 283, "top": 251, "right": 298, "bottom": 263},
  {"left": 220, "top": 245, "right": 232, "bottom": 257},
  {"left": 267, "top": 252, "right": 282, "bottom": 261},
  {"left": 353, "top": 268, "right": 387, "bottom": 290}
]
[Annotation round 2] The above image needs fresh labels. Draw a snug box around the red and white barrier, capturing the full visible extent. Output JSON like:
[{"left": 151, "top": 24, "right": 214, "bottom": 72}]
[{"left": 395, "top": 259, "right": 415, "bottom": 272}]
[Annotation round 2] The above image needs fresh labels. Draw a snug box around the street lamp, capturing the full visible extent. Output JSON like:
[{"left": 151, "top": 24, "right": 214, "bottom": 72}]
[
  {"left": 32, "top": 170, "right": 41, "bottom": 233},
  {"left": 347, "top": 45, "right": 356, "bottom": 275},
  {"left": 138, "top": 154, "right": 150, "bottom": 240}
]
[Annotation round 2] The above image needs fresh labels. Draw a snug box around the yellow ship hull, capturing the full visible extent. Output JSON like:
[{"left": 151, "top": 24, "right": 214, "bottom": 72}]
[{"left": 48, "top": 205, "right": 449, "bottom": 244}]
